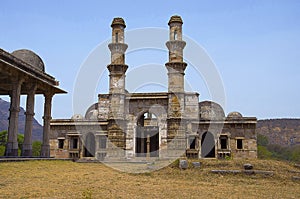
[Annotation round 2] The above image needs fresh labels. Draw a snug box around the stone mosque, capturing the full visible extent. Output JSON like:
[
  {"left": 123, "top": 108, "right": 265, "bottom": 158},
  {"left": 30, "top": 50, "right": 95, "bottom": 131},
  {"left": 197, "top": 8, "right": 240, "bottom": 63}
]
[{"left": 49, "top": 16, "right": 257, "bottom": 160}]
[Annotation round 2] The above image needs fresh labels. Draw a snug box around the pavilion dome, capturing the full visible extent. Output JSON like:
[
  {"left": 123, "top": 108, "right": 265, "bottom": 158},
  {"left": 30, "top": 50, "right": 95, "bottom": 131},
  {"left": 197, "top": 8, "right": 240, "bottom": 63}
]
[
  {"left": 12, "top": 49, "right": 45, "bottom": 72},
  {"left": 227, "top": 111, "right": 243, "bottom": 118}
]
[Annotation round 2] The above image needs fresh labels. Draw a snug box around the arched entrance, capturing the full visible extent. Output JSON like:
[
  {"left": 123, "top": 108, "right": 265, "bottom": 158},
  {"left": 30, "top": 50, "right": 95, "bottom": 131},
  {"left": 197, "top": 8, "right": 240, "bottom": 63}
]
[
  {"left": 135, "top": 112, "right": 159, "bottom": 157},
  {"left": 201, "top": 132, "right": 215, "bottom": 158},
  {"left": 84, "top": 132, "right": 95, "bottom": 157}
]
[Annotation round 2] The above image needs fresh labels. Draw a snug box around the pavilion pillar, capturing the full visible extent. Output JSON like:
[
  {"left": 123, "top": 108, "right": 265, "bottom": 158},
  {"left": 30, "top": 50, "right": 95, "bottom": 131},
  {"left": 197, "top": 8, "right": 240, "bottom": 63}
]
[
  {"left": 41, "top": 92, "right": 53, "bottom": 157},
  {"left": 5, "top": 78, "right": 23, "bottom": 156},
  {"left": 21, "top": 84, "right": 37, "bottom": 157}
]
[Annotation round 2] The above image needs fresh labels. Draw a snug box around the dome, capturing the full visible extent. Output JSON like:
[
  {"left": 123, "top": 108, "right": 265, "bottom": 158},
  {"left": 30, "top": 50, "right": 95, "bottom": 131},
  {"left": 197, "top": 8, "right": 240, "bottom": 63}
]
[
  {"left": 168, "top": 15, "right": 183, "bottom": 25},
  {"left": 227, "top": 111, "right": 243, "bottom": 118},
  {"left": 111, "top": 17, "right": 126, "bottom": 28},
  {"left": 12, "top": 49, "right": 45, "bottom": 72},
  {"left": 199, "top": 101, "right": 225, "bottom": 120},
  {"left": 71, "top": 114, "right": 83, "bottom": 120},
  {"left": 85, "top": 103, "right": 99, "bottom": 120}
]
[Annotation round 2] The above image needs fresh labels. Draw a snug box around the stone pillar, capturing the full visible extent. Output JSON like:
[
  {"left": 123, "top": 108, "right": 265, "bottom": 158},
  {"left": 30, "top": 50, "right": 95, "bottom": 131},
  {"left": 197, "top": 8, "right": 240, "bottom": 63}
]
[
  {"left": 41, "top": 92, "right": 53, "bottom": 157},
  {"left": 21, "top": 84, "right": 37, "bottom": 157},
  {"left": 146, "top": 134, "right": 150, "bottom": 158},
  {"left": 5, "top": 78, "right": 23, "bottom": 156}
]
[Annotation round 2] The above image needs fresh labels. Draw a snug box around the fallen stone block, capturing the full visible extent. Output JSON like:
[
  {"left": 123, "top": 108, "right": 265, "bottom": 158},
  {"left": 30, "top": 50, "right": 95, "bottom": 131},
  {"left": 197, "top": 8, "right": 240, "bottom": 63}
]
[
  {"left": 243, "top": 163, "right": 253, "bottom": 170},
  {"left": 179, "top": 159, "right": 188, "bottom": 169},
  {"left": 211, "top": 169, "right": 274, "bottom": 176},
  {"left": 192, "top": 162, "right": 201, "bottom": 168},
  {"left": 292, "top": 176, "right": 300, "bottom": 181},
  {"left": 211, "top": 170, "right": 241, "bottom": 174},
  {"left": 243, "top": 170, "right": 274, "bottom": 176}
]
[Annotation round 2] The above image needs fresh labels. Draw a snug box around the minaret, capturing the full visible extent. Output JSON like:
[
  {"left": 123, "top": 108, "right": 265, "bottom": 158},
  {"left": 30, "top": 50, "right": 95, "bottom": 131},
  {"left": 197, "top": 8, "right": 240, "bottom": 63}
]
[
  {"left": 107, "top": 17, "right": 128, "bottom": 119},
  {"left": 165, "top": 15, "right": 187, "bottom": 93},
  {"left": 107, "top": 17, "right": 128, "bottom": 95},
  {"left": 165, "top": 15, "right": 187, "bottom": 157},
  {"left": 106, "top": 17, "right": 128, "bottom": 159}
]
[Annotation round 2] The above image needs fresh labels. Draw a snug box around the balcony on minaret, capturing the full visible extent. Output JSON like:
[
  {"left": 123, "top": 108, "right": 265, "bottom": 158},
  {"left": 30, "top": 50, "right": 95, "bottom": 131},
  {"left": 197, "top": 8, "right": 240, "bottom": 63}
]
[
  {"left": 108, "top": 43, "right": 128, "bottom": 64},
  {"left": 166, "top": 40, "right": 186, "bottom": 62}
]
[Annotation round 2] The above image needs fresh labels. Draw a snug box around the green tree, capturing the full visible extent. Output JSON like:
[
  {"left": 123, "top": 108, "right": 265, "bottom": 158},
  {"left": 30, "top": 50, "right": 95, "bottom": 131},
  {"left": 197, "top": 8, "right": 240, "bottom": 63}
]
[
  {"left": 290, "top": 145, "right": 300, "bottom": 163},
  {"left": 257, "top": 134, "right": 269, "bottom": 146},
  {"left": 32, "top": 141, "right": 42, "bottom": 157},
  {"left": 0, "top": 130, "right": 7, "bottom": 146},
  {"left": 17, "top": 134, "right": 24, "bottom": 156},
  {"left": 0, "top": 131, "right": 40, "bottom": 156},
  {"left": 257, "top": 145, "right": 273, "bottom": 159},
  {"left": 0, "top": 145, "right": 5, "bottom": 156},
  {"left": 0, "top": 130, "right": 7, "bottom": 156}
]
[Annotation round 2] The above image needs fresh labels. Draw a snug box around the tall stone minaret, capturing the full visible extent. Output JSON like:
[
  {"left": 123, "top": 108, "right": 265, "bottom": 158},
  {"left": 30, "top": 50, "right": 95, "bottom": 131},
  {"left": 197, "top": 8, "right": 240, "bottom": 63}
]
[
  {"left": 107, "top": 17, "right": 128, "bottom": 119},
  {"left": 106, "top": 17, "right": 128, "bottom": 159},
  {"left": 165, "top": 15, "right": 187, "bottom": 93},
  {"left": 165, "top": 15, "right": 187, "bottom": 157}
]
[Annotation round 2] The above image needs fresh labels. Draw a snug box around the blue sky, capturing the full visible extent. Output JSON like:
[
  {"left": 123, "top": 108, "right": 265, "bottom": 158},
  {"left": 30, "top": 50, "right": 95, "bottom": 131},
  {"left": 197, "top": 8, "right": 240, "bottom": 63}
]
[{"left": 1, "top": 0, "right": 300, "bottom": 123}]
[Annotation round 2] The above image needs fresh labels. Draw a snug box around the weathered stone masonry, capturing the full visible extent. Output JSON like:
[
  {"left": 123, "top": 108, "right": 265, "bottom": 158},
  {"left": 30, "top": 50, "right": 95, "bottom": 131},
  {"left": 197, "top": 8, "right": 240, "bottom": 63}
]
[{"left": 50, "top": 16, "right": 257, "bottom": 160}]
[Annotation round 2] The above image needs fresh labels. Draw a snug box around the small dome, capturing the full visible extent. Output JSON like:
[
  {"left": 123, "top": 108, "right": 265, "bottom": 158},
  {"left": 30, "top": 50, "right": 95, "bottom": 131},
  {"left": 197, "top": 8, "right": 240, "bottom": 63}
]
[
  {"left": 168, "top": 15, "right": 183, "bottom": 25},
  {"left": 199, "top": 101, "right": 225, "bottom": 120},
  {"left": 227, "top": 112, "right": 243, "bottom": 118},
  {"left": 71, "top": 114, "right": 83, "bottom": 120},
  {"left": 12, "top": 49, "right": 45, "bottom": 72},
  {"left": 111, "top": 17, "right": 126, "bottom": 28}
]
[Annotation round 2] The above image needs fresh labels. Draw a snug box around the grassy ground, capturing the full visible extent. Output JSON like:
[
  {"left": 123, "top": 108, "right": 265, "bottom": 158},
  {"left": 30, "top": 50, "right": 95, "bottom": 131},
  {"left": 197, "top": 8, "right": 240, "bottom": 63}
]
[{"left": 0, "top": 159, "right": 299, "bottom": 198}]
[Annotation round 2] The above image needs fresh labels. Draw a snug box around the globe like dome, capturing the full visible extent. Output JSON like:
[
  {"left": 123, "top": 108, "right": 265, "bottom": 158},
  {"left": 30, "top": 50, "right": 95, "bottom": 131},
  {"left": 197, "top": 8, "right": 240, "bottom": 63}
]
[
  {"left": 227, "top": 111, "right": 243, "bottom": 118},
  {"left": 85, "top": 103, "right": 99, "bottom": 120},
  {"left": 199, "top": 101, "right": 225, "bottom": 120},
  {"left": 12, "top": 49, "right": 45, "bottom": 72}
]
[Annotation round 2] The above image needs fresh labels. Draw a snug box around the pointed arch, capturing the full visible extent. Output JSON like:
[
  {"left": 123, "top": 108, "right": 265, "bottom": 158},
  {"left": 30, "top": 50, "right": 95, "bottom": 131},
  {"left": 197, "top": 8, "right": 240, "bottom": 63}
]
[
  {"left": 84, "top": 132, "right": 95, "bottom": 157},
  {"left": 201, "top": 132, "right": 215, "bottom": 158}
]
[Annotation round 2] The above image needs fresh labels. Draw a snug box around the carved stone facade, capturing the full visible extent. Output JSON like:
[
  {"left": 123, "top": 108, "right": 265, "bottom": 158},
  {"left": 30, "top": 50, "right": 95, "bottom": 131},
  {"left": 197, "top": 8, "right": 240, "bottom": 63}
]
[{"left": 50, "top": 16, "right": 257, "bottom": 160}]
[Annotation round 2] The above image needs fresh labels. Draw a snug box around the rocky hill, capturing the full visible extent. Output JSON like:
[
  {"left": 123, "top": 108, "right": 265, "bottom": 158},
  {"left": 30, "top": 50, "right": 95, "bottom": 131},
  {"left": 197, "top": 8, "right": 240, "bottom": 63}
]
[
  {"left": 0, "top": 98, "right": 42, "bottom": 141},
  {"left": 257, "top": 119, "right": 300, "bottom": 147}
]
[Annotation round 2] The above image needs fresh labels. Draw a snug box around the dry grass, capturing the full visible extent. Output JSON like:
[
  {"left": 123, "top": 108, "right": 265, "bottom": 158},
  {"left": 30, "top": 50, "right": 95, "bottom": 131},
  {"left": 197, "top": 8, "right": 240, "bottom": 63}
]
[{"left": 0, "top": 159, "right": 299, "bottom": 198}]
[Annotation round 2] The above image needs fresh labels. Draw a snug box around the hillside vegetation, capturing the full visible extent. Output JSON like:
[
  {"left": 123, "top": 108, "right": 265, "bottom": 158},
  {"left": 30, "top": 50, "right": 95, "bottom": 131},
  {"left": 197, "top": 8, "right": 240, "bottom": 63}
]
[
  {"left": 0, "top": 159, "right": 299, "bottom": 198},
  {"left": 257, "top": 133, "right": 300, "bottom": 163},
  {"left": 0, "top": 98, "right": 42, "bottom": 141},
  {"left": 0, "top": 130, "right": 41, "bottom": 156},
  {"left": 257, "top": 119, "right": 300, "bottom": 146}
]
